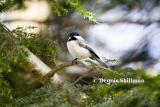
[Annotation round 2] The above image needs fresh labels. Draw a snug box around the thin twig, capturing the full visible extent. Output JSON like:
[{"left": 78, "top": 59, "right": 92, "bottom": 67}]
[{"left": 41, "top": 62, "right": 75, "bottom": 84}]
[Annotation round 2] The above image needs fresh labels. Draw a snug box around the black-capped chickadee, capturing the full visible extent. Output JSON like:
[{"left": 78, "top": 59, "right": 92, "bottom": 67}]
[{"left": 67, "top": 32, "right": 109, "bottom": 68}]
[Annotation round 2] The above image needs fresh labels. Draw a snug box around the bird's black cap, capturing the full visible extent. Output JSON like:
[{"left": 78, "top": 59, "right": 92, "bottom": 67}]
[{"left": 69, "top": 32, "right": 79, "bottom": 37}]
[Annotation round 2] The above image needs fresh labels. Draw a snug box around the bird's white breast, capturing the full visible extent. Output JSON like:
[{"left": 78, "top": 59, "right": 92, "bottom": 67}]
[{"left": 67, "top": 40, "right": 91, "bottom": 59}]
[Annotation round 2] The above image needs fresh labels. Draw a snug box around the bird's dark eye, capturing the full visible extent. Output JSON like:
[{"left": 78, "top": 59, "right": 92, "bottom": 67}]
[{"left": 68, "top": 36, "right": 77, "bottom": 41}]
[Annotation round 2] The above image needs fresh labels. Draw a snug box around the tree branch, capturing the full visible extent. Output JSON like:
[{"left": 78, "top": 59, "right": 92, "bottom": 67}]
[{"left": 40, "top": 62, "right": 75, "bottom": 84}]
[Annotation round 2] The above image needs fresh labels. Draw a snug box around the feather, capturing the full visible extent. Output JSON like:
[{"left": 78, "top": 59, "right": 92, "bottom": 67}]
[
  {"left": 78, "top": 39, "right": 109, "bottom": 68},
  {"left": 77, "top": 39, "right": 99, "bottom": 59}
]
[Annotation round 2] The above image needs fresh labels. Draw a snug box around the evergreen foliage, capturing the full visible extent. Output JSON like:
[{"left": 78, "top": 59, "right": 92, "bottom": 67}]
[
  {"left": 0, "top": 24, "right": 27, "bottom": 73},
  {"left": 0, "top": 77, "right": 13, "bottom": 106},
  {"left": 0, "top": 0, "right": 23, "bottom": 11},
  {"left": 0, "top": 24, "right": 56, "bottom": 105},
  {"left": 12, "top": 27, "right": 56, "bottom": 67},
  {"left": 84, "top": 68, "right": 160, "bottom": 107},
  {"left": 50, "top": 0, "right": 97, "bottom": 23},
  {"left": 2, "top": 68, "right": 160, "bottom": 107},
  {"left": 0, "top": 0, "right": 97, "bottom": 23}
]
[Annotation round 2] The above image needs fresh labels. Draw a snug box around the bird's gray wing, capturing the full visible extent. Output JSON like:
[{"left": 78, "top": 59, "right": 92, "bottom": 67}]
[
  {"left": 77, "top": 39, "right": 100, "bottom": 59},
  {"left": 78, "top": 39, "right": 110, "bottom": 68}
]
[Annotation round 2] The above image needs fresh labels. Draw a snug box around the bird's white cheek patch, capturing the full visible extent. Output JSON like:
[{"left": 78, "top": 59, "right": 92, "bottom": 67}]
[{"left": 76, "top": 36, "right": 85, "bottom": 41}]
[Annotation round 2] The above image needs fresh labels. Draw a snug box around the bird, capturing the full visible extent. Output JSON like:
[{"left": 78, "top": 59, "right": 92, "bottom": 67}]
[{"left": 67, "top": 32, "right": 109, "bottom": 68}]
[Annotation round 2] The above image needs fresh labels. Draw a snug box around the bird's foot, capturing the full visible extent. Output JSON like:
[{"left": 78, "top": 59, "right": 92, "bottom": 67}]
[{"left": 72, "top": 58, "right": 78, "bottom": 64}]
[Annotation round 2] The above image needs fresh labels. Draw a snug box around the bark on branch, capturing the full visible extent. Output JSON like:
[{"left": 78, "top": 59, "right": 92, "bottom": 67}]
[{"left": 40, "top": 62, "right": 74, "bottom": 84}]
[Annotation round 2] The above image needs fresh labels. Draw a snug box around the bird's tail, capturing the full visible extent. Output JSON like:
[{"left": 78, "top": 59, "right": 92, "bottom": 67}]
[{"left": 95, "top": 58, "right": 110, "bottom": 68}]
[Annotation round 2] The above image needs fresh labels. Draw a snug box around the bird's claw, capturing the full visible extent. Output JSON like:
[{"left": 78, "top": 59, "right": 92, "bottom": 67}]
[{"left": 72, "top": 58, "right": 78, "bottom": 64}]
